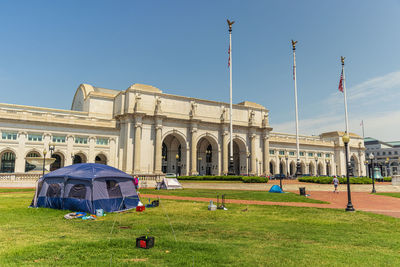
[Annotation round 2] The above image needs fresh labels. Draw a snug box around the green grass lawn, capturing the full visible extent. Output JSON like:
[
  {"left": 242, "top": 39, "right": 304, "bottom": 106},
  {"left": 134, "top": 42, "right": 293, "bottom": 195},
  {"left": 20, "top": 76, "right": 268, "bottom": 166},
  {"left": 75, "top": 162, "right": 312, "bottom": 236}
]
[
  {"left": 139, "top": 188, "right": 327, "bottom": 204},
  {"left": 0, "top": 188, "right": 35, "bottom": 193},
  {"left": 1, "top": 192, "right": 399, "bottom": 266},
  {"left": 374, "top": 193, "right": 400, "bottom": 198}
]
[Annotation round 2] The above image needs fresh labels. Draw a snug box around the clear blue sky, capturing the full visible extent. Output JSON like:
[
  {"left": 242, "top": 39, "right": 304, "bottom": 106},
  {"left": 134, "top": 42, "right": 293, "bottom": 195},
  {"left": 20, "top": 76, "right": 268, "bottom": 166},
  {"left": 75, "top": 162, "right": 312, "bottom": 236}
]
[{"left": 1, "top": 0, "right": 400, "bottom": 141}]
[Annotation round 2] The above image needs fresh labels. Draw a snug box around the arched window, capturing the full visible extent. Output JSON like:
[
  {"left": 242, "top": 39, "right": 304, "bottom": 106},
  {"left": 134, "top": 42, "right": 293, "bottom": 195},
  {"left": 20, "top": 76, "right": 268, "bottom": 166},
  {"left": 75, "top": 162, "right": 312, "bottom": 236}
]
[
  {"left": 106, "top": 180, "right": 122, "bottom": 198},
  {"left": 95, "top": 154, "right": 107, "bottom": 165},
  {"left": 73, "top": 155, "right": 82, "bottom": 164},
  {"left": 1, "top": 152, "right": 16, "bottom": 173},
  {"left": 269, "top": 162, "right": 274, "bottom": 174},
  {"left": 68, "top": 184, "right": 86, "bottom": 199}
]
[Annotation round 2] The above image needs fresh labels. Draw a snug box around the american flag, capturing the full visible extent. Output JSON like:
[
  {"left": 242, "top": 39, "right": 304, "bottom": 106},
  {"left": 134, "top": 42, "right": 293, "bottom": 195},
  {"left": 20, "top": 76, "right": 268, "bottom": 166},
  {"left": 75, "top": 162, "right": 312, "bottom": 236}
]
[{"left": 338, "top": 70, "right": 344, "bottom": 92}]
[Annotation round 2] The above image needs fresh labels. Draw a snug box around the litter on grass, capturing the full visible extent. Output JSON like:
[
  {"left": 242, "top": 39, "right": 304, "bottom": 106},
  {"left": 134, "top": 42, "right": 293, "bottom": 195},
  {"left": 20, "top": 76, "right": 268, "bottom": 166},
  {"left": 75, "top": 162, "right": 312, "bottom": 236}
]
[{"left": 64, "top": 212, "right": 104, "bottom": 220}]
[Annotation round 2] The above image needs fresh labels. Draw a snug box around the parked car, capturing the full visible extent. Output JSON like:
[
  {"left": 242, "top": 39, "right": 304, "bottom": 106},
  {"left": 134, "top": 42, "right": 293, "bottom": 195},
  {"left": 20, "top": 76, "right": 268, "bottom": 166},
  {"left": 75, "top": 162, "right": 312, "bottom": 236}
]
[
  {"left": 272, "top": 174, "right": 286, "bottom": 180},
  {"left": 165, "top": 173, "right": 178, "bottom": 178}
]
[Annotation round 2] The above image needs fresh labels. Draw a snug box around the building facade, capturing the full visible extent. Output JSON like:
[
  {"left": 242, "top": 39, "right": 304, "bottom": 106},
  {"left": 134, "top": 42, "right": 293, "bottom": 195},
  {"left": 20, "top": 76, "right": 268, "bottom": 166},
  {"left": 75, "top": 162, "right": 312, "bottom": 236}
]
[
  {"left": 0, "top": 83, "right": 366, "bottom": 177},
  {"left": 364, "top": 137, "right": 400, "bottom": 176}
]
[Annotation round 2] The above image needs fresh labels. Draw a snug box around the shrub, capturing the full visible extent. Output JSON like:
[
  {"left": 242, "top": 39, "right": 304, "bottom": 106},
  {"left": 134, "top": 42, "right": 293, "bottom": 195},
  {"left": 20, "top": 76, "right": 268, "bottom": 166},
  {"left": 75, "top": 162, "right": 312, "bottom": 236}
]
[
  {"left": 298, "top": 176, "right": 380, "bottom": 184},
  {"left": 242, "top": 176, "right": 269, "bottom": 183},
  {"left": 178, "top": 175, "right": 268, "bottom": 183}
]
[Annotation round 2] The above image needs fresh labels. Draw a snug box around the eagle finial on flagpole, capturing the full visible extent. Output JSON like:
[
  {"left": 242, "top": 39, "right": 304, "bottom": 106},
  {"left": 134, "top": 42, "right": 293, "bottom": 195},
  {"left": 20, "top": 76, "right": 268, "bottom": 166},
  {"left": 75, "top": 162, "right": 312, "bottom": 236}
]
[
  {"left": 341, "top": 56, "right": 345, "bottom": 65},
  {"left": 227, "top": 19, "right": 235, "bottom": 32},
  {"left": 291, "top": 40, "right": 298, "bottom": 50}
]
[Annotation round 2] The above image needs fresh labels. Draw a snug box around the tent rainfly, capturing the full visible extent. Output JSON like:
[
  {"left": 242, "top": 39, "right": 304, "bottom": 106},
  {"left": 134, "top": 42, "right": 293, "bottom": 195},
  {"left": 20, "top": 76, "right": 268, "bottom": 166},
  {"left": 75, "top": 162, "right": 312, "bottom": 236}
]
[
  {"left": 157, "top": 178, "right": 183, "bottom": 190},
  {"left": 31, "top": 163, "right": 139, "bottom": 213}
]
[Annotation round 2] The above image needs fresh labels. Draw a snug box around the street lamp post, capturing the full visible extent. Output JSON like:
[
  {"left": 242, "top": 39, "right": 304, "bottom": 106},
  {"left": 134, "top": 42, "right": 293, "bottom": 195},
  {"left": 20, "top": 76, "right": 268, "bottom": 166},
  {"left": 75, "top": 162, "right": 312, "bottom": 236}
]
[
  {"left": 369, "top": 153, "right": 376, "bottom": 193},
  {"left": 42, "top": 150, "right": 47, "bottom": 177},
  {"left": 314, "top": 156, "right": 318, "bottom": 176},
  {"left": 343, "top": 134, "right": 355, "bottom": 212},
  {"left": 49, "top": 143, "right": 55, "bottom": 171},
  {"left": 285, "top": 153, "right": 289, "bottom": 178},
  {"left": 385, "top": 157, "right": 390, "bottom": 177},
  {"left": 364, "top": 160, "right": 369, "bottom": 178},
  {"left": 175, "top": 154, "right": 179, "bottom": 178},
  {"left": 198, "top": 157, "right": 202, "bottom": 175},
  {"left": 279, "top": 155, "right": 283, "bottom": 190},
  {"left": 326, "top": 159, "right": 330, "bottom": 176},
  {"left": 246, "top": 152, "right": 250, "bottom": 176}
]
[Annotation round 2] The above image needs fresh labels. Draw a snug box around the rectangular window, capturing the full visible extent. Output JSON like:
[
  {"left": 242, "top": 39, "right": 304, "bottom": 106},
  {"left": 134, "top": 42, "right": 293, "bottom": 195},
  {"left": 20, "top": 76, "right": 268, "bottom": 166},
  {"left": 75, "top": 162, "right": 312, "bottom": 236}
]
[
  {"left": 308, "top": 152, "right": 313, "bottom": 157},
  {"left": 289, "top": 151, "right": 295, "bottom": 156},
  {"left": 75, "top": 137, "right": 88, "bottom": 144},
  {"left": 389, "top": 152, "right": 392, "bottom": 155},
  {"left": 382, "top": 152, "right": 386, "bottom": 155},
  {"left": 96, "top": 138, "right": 109, "bottom": 145},
  {"left": 317, "top": 153, "right": 322, "bottom": 157},
  {"left": 28, "top": 134, "right": 42, "bottom": 142},
  {"left": 279, "top": 150, "right": 285, "bottom": 155},
  {"left": 300, "top": 152, "right": 304, "bottom": 156},
  {"left": 2, "top": 132, "right": 17, "bottom": 140},
  {"left": 326, "top": 154, "right": 330, "bottom": 158},
  {"left": 269, "top": 149, "right": 275, "bottom": 155},
  {"left": 395, "top": 151, "right": 398, "bottom": 155},
  {"left": 52, "top": 136, "right": 66, "bottom": 143},
  {"left": 377, "top": 152, "right": 380, "bottom": 156}
]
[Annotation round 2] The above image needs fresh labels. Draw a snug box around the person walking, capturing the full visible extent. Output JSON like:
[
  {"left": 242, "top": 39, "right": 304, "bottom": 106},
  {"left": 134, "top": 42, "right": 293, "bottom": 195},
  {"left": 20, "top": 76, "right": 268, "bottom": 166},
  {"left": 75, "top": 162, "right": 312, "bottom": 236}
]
[
  {"left": 332, "top": 176, "right": 339, "bottom": 193},
  {"left": 134, "top": 175, "right": 139, "bottom": 190}
]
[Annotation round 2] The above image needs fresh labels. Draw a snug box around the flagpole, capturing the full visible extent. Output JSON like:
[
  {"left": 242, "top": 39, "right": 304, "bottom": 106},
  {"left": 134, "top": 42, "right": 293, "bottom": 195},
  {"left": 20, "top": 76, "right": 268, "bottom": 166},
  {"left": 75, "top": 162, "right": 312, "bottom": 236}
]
[
  {"left": 342, "top": 57, "right": 349, "bottom": 135},
  {"left": 227, "top": 19, "right": 234, "bottom": 175},
  {"left": 341, "top": 56, "right": 355, "bottom": 212},
  {"left": 361, "top": 120, "right": 365, "bottom": 140},
  {"left": 292, "top": 40, "right": 301, "bottom": 177}
]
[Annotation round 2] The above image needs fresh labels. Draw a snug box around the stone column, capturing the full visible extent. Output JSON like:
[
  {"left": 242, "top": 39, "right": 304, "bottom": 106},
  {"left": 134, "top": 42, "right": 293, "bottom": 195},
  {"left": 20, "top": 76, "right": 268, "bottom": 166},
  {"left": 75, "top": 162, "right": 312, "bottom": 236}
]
[
  {"left": 154, "top": 124, "right": 163, "bottom": 174},
  {"left": 190, "top": 126, "right": 198, "bottom": 175},
  {"left": 123, "top": 118, "right": 134, "bottom": 173},
  {"left": 88, "top": 136, "right": 96, "bottom": 163},
  {"left": 250, "top": 133, "right": 256, "bottom": 176},
  {"left": 263, "top": 134, "right": 270, "bottom": 175},
  {"left": 133, "top": 117, "right": 142, "bottom": 174},
  {"left": 66, "top": 135, "right": 74, "bottom": 166},
  {"left": 16, "top": 131, "right": 27, "bottom": 173},
  {"left": 222, "top": 131, "right": 229, "bottom": 175},
  {"left": 109, "top": 138, "right": 117, "bottom": 167}
]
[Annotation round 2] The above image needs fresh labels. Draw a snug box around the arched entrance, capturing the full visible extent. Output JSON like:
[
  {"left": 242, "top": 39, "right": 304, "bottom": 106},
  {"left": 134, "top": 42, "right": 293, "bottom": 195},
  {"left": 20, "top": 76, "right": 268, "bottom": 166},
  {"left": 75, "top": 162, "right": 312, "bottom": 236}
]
[
  {"left": 161, "top": 132, "right": 187, "bottom": 176},
  {"left": 269, "top": 160, "right": 276, "bottom": 175},
  {"left": 300, "top": 161, "right": 306, "bottom": 175},
  {"left": 25, "top": 151, "right": 40, "bottom": 172},
  {"left": 309, "top": 162, "right": 315, "bottom": 176},
  {"left": 197, "top": 135, "right": 219, "bottom": 176},
  {"left": 318, "top": 162, "right": 324, "bottom": 176},
  {"left": 326, "top": 161, "right": 331, "bottom": 176},
  {"left": 350, "top": 155, "right": 359, "bottom": 176},
  {"left": 1, "top": 151, "right": 16, "bottom": 173},
  {"left": 279, "top": 160, "right": 286, "bottom": 176},
  {"left": 228, "top": 138, "right": 246, "bottom": 175},
  {"left": 95, "top": 154, "right": 107, "bottom": 165},
  {"left": 50, "top": 153, "right": 64, "bottom": 171},
  {"left": 73, "top": 153, "right": 87, "bottom": 164},
  {"left": 289, "top": 161, "right": 296, "bottom": 176}
]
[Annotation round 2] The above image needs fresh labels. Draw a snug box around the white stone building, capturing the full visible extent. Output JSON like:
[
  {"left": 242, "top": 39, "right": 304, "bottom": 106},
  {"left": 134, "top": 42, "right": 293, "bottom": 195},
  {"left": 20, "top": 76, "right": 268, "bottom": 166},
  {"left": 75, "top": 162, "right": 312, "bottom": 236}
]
[
  {"left": 364, "top": 137, "right": 400, "bottom": 176},
  {"left": 0, "top": 83, "right": 366, "bottom": 177}
]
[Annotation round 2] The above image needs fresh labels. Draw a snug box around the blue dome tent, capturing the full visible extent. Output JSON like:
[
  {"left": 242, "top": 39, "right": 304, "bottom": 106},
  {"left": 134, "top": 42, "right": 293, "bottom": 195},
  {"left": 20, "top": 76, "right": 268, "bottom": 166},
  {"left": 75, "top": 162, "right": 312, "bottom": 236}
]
[
  {"left": 269, "top": 185, "right": 283, "bottom": 193},
  {"left": 31, "top": 163, "right": 139, "bottom": 213}
]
